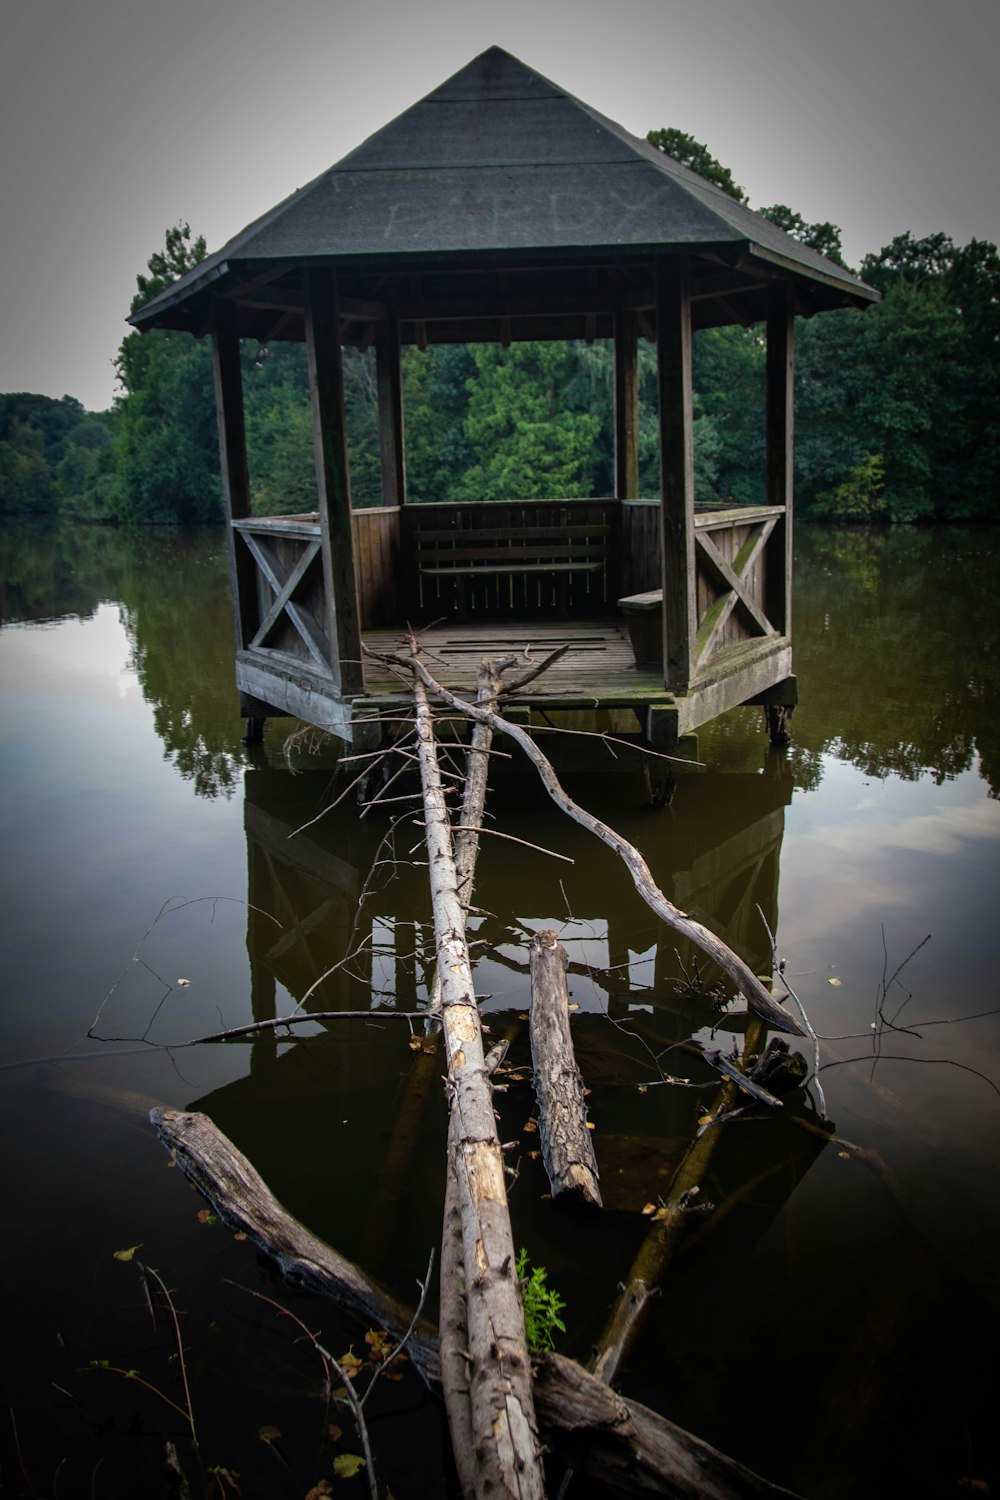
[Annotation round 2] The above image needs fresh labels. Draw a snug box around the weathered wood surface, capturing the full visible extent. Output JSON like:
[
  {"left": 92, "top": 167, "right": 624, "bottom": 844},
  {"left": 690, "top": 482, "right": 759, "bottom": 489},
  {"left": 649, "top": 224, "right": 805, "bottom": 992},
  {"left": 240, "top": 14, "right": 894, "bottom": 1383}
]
[
  {"left": 410, "top": 665, "right": 545, "bottom": 1499},
  {"left": 656, "top": 254, "right": 696, "bottom": 693},
  {"left": 150, "top": 1107, "right": 438, "bottom": 1362},
  {"left": 304, "top": 267, "right": 363, "bottom": 694},
  {"left": 150, "top": 1107, "right": 801, "bottom": 1499},
  {"left": 534, "top": 1352, "right": 802, "bottom": 1498},
  {"left": 403, "top": 500, "right": 618, "bottom": 620},
  {"left": 528, "top": 930, "right": 602, "bottom": 1205}
]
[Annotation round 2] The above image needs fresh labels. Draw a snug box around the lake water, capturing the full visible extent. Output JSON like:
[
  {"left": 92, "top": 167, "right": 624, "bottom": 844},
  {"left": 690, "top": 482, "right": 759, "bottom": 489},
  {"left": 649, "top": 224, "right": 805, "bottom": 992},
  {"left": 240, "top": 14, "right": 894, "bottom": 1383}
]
[{"left": 1, "top": 520, "right": 998, "bottom": 1498}]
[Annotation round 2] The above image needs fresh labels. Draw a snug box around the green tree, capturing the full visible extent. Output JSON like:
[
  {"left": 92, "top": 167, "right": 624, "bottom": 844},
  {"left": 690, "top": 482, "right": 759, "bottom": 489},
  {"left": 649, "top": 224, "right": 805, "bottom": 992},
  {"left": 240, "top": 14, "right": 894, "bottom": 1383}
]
[
  {"left": 757, "top": 204, "right": 846, "bottom": 267},
  {"left": 456, "top": 343, "right": 601, "bottom": 499},
  {"left": 645, "top": 128, "right": 747, "bottom": 202},
  {"left": 114, "top": 226, "right": 221, "bottom": 524}
]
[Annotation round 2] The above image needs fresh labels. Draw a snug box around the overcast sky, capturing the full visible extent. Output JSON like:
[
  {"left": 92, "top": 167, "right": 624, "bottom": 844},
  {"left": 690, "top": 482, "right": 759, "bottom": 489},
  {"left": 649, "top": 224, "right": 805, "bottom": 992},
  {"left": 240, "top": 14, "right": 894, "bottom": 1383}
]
[{"left": 3, "top": 0, "right": 998, "bottom": 413}]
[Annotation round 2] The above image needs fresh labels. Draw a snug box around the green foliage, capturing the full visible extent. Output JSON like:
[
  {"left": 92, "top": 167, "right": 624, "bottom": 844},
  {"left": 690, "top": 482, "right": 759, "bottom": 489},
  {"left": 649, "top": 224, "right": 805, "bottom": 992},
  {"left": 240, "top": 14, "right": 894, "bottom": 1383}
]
[
  {"left": 816, "top": 453, "right": 887, "bottom": 521},
  {"left": 516, "top": 1249, "right": 566, "bottom": 1352},
  {"left": 0, "top": 393, "right": 113, "bottom": 517},
  {"left": 757, "top": 204, "right": 846, "bottom": 267},
  {"left": 456, "top": 343, "right": 602, "bottom": 500},
  {"left": 131, "top": 222, "right": 207, "bottom": 315},
  {"left": 645, "top": 128, "right": 747, "bottom": 202}
]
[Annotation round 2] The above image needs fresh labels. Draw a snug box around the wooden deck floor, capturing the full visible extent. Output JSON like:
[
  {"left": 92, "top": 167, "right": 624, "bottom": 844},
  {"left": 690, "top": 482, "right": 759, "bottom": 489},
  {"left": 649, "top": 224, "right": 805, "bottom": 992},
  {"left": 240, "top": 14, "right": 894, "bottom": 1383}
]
[{"left": 359, "top": 618, "right": 670, "bottom": 708}]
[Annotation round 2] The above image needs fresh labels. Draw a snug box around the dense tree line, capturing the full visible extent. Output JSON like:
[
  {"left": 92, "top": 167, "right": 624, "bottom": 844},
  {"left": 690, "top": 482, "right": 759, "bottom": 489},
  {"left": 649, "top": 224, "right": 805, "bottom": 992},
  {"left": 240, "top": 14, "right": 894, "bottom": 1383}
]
[{"left": 4, "top": 137, "right": 999, "bottom": 525}]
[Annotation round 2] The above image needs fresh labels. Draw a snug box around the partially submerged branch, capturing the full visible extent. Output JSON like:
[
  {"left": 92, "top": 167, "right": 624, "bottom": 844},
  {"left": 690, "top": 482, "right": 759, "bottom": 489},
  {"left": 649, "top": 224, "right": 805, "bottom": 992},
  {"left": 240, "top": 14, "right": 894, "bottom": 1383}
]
[{"left": 367, "top": 646, "right": 803, "bottom": 1037}]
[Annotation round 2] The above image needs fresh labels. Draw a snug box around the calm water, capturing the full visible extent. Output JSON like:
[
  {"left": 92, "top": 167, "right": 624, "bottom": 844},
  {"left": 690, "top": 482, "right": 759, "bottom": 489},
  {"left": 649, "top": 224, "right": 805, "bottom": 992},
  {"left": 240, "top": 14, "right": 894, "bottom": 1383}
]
[{"left": 1, "top": 521, "right": 998, "bottom": 1498}]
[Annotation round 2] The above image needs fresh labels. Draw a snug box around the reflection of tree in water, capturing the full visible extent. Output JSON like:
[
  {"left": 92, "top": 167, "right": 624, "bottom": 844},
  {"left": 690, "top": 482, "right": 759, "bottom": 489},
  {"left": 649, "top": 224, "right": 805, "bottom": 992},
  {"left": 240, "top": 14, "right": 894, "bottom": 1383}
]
[
  {"left": 0, "top": 519, "right": 112, "bottom": 624},
  {"left": 117, "top": 530, "right": 249, "bottom": 798},
  {"left": 1, "top": 521, "right": 248, "bottom": 797},
  {"left": 794, "top": 525, "right": 1000, "bottom": 796}
]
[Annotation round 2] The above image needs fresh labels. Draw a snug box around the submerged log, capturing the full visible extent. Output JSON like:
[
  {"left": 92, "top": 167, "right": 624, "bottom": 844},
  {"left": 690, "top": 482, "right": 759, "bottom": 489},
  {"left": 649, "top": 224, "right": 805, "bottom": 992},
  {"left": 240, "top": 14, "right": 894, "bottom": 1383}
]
[
  {"left": 150, "top": 1107, "right": 800, "bottom": 1499},
  {"left": 591, "top": 1014, "right": 767, "bottom": 1386},
  {"left": 528, "top": 929, "right": 601, "bottom": 1206}
]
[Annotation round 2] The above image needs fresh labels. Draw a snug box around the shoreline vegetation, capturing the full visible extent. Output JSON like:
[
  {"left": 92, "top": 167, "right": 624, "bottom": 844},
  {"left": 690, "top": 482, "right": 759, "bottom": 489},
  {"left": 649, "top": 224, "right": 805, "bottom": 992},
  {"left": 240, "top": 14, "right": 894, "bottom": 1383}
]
[{"left": 4, "top": 133, "right": 999, "bottom": 529}]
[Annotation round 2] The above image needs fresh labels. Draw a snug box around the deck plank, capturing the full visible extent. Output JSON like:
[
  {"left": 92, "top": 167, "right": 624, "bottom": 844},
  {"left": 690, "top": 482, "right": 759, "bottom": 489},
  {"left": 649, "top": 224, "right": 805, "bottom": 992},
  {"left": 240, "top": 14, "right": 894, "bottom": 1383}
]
[{"left": 360, "top": 618, "right": 665, "bottom": 702}]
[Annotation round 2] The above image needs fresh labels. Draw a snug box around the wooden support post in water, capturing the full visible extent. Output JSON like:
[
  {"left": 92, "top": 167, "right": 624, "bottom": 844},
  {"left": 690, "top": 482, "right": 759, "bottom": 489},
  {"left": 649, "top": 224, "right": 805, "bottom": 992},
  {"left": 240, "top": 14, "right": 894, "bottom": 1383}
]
[{"left": 528, "top": 930, "right": 602, "bottom": 1206}]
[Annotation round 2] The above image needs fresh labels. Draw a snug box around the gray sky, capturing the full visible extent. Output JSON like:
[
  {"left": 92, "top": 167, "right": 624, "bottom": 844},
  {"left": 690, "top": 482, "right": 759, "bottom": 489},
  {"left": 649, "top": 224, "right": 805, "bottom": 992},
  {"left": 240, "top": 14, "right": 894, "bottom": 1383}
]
[{"left": 3, "top": 0, "right": 998, "bottom": 413}]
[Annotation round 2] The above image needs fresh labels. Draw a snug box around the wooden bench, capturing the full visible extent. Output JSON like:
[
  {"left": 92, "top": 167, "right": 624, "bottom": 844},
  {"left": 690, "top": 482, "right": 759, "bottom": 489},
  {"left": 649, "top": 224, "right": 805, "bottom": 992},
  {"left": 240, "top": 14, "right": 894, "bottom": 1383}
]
[
  {"left": 413, "top": 513, "right": 611, "bottom": 618},
  {"left": 617, "top": 588, "right": 663, "bottom": 668}
]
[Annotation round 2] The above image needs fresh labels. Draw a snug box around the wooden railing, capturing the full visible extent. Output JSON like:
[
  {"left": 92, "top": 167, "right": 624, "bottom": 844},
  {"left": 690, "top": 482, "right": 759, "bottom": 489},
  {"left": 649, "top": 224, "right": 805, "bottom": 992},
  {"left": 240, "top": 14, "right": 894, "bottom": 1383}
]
[{"left": 621, "top": 502, "right": 788, "bottom": 684}]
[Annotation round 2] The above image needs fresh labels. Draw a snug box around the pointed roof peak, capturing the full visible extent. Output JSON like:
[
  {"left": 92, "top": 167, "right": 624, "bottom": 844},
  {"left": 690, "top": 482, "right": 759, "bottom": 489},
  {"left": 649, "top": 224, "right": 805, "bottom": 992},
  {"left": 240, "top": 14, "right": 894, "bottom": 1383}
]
[{"left": 132, "top": 44, "right": 875, "bottom": 330}]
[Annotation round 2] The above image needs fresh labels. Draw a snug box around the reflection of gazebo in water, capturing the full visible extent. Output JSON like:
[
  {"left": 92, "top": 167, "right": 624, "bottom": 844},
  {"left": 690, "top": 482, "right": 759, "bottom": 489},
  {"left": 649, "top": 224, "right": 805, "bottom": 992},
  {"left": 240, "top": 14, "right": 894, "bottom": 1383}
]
[
  {"left": 192, "top": 765, "right": 825, "bottom": 1265},
  {"left": 130, "top": 47, "right": 875, "bottom": 750}
]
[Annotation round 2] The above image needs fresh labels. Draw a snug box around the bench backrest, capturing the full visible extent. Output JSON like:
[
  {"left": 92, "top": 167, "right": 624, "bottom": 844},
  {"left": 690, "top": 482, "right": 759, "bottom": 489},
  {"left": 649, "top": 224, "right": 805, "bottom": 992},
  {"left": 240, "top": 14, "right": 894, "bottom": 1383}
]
[{"left": 405, "top": 501, "right": 618, "bottom": 619}]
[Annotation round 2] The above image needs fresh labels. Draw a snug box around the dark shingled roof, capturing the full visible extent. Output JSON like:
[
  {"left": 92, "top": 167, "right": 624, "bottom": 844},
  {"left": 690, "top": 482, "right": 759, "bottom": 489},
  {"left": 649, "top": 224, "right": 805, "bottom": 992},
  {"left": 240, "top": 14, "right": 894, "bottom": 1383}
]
[{"left": 132, "top": 45, "right": 875, "bottom": 331}]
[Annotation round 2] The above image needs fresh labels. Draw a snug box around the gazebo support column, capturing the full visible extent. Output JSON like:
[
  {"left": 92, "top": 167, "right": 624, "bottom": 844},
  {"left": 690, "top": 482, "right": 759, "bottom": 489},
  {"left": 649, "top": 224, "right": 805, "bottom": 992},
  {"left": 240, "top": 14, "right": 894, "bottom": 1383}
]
[
  {"left": 211, "top": 301, "right": 267, "bottom": 740},
  {"left": 304, "top": 268, "right": 363, "bottom": 696},
  {"left": 614, "top": 310, "right": 639, "bottom": 500},
  {"left": 766, "top": 281, "right": 794, "bottom": 637},
  {"left": 655, "top": 255, "right": 696, "bottom": 699},
  {"left": 376, "top": 316, "right": 406, "bottom": 507},
  {"left": 764, "top": 280, "right": 796, "bottom": 744}
]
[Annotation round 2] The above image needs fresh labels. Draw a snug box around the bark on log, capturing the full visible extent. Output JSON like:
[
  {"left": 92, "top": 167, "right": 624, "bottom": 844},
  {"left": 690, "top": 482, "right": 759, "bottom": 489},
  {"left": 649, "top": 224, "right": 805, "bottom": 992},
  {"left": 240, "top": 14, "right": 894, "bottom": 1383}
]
[
  {"left": 528, "top": 930, "right": 601, "bottom": 1205},
  {"left": 150, "top": 1107, "right": 440, "bottom": 1373},
  {"left": 388, "top": 654, "right": 803, "bottom": 1038},
  {"left": 410, "top": 667, "right": 545, "bottom": 1499},
  {"left": 533, "top": 1352, "right": 801, "bottom": 1498},
  {"left": 150, "top": 1107, "right": 800, "bottom": 1499}
]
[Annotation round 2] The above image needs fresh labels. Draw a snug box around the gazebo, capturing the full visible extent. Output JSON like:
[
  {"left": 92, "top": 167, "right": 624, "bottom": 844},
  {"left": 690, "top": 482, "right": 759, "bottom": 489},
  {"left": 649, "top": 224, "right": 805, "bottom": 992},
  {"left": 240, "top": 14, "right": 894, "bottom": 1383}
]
[{"left": 131, "top": 45, "right": 876, "bottom": 749}]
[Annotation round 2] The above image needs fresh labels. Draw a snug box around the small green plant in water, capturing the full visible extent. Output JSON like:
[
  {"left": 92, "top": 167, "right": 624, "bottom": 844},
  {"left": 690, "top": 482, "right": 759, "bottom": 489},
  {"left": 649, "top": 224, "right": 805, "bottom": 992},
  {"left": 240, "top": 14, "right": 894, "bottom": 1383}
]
[{"left": 516, "top": 1250, "right": 566, "bottom": 1352}]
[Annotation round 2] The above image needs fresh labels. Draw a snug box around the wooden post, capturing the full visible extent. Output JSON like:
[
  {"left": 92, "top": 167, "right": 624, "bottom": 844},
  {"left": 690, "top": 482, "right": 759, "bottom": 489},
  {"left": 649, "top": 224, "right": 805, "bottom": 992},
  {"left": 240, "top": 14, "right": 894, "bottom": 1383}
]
[
  {"left": 211, "top": 300, "right": 257, "bottom": 656},
  {"left": 304, "top": 267, "right": 363, "bottom": 695},
  {"left": 655, "top": 255, "right": 696, "bottom": 693},
  {"left": 376, "top": 315, "right": 406, "bottom": 507},
  {"left": 614, "top": 310, "right": 639, "bottom": 500},
  {"left": 766, "top": 281, "right": 795, "bottom": 638}
]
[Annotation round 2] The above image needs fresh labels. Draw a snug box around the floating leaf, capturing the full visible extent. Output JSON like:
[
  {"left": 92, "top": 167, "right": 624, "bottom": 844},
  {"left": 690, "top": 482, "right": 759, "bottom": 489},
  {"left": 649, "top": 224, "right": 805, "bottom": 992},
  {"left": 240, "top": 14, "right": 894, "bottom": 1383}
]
[
  {"left": 333, "top": 1454, "right": 367, "bottom": 1479},
  {"left": 568, "top": 1002, "right": 579, "bottom": 1011},
  {"left": 197, "top": 1208, "right": 218, "bottom": 1226},
  {"left": 326, "top": 1423, "right": 343, "bottom": 1445},
  {"left": 828, "top": 977, "right": 842, "bottom": 987},
  {"left": 338, "top": 1348, "right": 363, "bottom": 1379},
  {"left": 234, "top": 1232, "right": 247, "bottom": 1242},
  {"left": 637, "top": 1085, "right": 648, "bottom": 1094},
  {"left": 641, "top": 1202, "right": 657, "bottom": 1216},
  {"left": 258, "top": 1425, "right": 282, "bottom": 1444},
  {"left": 177, "top": 978, "right": 191, "bottom": 987},
  {"left": 523, "top": 1119, "right": 537, "bottom": 1133},
  {"left": 408, "top": 1036, "right": 422, "bottom": 1051},
  {"left": 365, "top": 1329, "right": 393, "bottom": 1359},
  {"left": 838, "top": 1150, "right": 852, "bottom": 1159},
  {"left": 586, "top": 1122, "right": 596, "bottom": 1130},
  {"left": 113, "top": 1244, "right": 142, "bottom": 1262},
  {"left": 305, "top": 1484, "right": 333, "bottom": 1500}
]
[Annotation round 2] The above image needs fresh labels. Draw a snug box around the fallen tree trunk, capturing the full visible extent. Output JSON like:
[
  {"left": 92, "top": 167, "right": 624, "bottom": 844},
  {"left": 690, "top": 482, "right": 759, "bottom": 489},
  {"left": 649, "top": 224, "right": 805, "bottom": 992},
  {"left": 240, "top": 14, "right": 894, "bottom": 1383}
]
[
  {"left": 410, "top": 664, "right": 545, "bottom": 1499},
  {"left": 528, "top": 929, "right": 601, "bottom": 1206},
  {"left": 150, "top": 1107, "right": 800, "bottom": 1499}
]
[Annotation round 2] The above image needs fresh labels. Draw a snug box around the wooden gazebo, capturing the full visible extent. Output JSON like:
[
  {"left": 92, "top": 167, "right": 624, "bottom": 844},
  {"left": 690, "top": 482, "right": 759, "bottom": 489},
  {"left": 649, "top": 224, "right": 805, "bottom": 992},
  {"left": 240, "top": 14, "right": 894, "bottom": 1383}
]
[{"left": 131, "top": 46, "right": 876, "bottom": 749}]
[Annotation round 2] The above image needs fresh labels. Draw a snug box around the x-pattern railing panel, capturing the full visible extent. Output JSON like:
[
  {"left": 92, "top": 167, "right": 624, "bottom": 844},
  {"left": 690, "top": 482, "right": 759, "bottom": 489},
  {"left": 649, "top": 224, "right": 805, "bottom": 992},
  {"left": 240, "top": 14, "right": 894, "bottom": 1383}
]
[
  {"left": 240, "top": 532, "right": 329, "bottom": 670},
  {"left": 694, "top": 516, "right": 778, "bottom": 668}
]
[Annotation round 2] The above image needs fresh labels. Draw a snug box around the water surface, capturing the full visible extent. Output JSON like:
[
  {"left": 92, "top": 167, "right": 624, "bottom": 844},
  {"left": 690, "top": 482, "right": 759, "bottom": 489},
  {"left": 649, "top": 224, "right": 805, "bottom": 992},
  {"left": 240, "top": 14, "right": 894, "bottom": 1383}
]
[{"left": 1, "top": 521, "right": 997, "bottom": 1498}]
